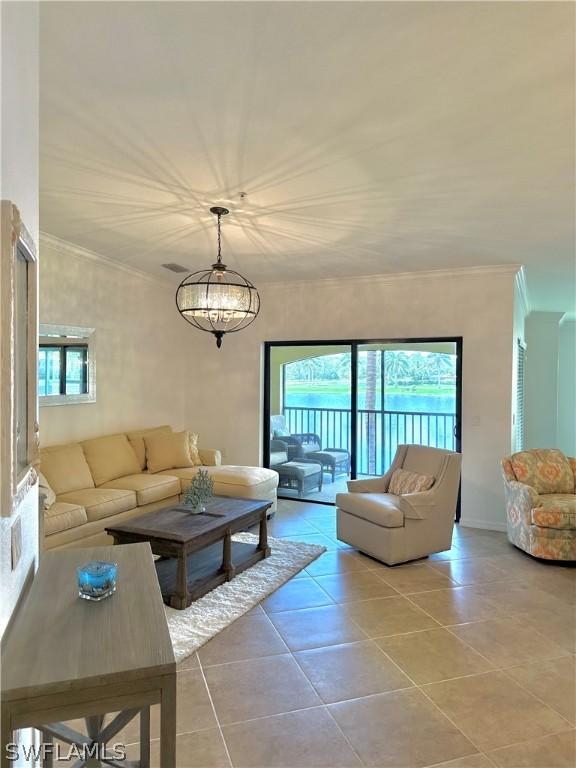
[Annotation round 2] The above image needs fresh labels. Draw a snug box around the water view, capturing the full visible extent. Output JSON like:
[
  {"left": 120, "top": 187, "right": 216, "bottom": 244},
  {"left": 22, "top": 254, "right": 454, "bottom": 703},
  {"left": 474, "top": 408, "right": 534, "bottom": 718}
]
[{"left": 280, "top": 350, "right": 457, "bottom": 475}]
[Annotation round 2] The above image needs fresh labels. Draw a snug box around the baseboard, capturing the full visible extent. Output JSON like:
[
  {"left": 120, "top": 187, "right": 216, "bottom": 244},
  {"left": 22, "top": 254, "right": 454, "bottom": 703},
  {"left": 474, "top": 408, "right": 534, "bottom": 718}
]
[{"left": 458, "top": 519, "right": 507, "bottom": 533}]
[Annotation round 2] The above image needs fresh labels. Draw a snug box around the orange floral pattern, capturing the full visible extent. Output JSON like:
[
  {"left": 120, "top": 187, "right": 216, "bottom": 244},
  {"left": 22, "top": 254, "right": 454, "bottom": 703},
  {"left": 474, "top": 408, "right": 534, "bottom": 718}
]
[
  {"left": 531, "top": 494, "right": 576, "bottom": 530},
  {"left": 510, "top": 449, "right": 574, "bottom": 494},
  {"left": 501, "top": 451, "right": 576, "bottom": 561}
]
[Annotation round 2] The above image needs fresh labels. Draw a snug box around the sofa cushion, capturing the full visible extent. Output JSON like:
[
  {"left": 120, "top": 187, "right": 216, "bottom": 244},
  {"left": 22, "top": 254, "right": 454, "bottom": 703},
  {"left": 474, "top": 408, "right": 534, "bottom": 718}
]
[
  {"left": 44, "top": 502, "right": 87, "bottom": 536},
  {"left": 57, "top": 488, "right": 136, "bottom": 522},
  {"left": 145, "top": 430, "right": 193, "bottom": 474},
  {"left": 40, "top": 444, "right": 95, "bottom": 495},
  {"left": 39, "top": 471, "right": 56, "bottom": 510},
  {"left": 511, "top": 449, "right": 574, "bottom": 495},
  {"left": 126, "top": 425, "right": 172, "bottom": 470},
  {"left": 531, "top": 494, "right": 576, "bottom": 530},
  {"left": 101, "top": 474, "right": 180, "bottom": 506},
  {"left": 336, "top": 492, "right": 404, "bottom": 528},
  {"left": 157, "top": 465, "right": 278, "bottom": 494},
  {"left": 389, "top": 468, "right": 434, "bottom": 495},
  {"left": 81, "top": 434, "right": 141, "bottom": 486}
]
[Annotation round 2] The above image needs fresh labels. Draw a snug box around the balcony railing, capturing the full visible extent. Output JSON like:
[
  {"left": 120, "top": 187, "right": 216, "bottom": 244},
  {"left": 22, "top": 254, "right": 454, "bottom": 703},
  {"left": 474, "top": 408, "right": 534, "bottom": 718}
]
[{"left": 283, "top": 406, "right": 456, "bottom": 476}]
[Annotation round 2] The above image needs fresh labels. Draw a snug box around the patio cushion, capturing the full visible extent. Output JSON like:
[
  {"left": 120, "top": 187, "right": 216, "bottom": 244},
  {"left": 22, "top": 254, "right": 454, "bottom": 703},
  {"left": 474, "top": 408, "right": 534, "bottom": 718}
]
[
  {"left": 101, "top": 474, "right": 180, "bottom": 506},
  {"left": 81, "top": 434, "right": 141, "bottom": 486},
  {"left": 44, "top": 502, "right": 87, "bottom": 536},
  {"left": 336, "top": 492, "right": 404, "bottom": 528},
  {"left": 510, "top": 449, "right": 574, "bottom": 495},
  {"left": 531, "top": 494, "right": 576, "bottom": 530},
  {"left": 57, "top": 488, "right": 136, "bottom": 522}
]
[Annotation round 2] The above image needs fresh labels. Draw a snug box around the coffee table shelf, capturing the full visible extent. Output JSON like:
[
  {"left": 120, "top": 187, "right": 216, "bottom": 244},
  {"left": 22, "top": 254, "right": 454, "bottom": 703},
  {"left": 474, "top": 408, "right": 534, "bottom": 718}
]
[{"left": 155, "top": 539, "right": 260, "bottom": 604}]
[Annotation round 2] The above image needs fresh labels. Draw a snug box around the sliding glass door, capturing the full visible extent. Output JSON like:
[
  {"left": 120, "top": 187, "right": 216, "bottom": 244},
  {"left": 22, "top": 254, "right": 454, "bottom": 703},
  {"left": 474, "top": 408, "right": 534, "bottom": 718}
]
[
  {"left": 267, "top": 344, "right": 352, "bottom": 504},
  {"left": 264, "top": 338, "right": 462, "bottom": 506},
  {"left": 357, "top": 342, "right": 460, "bottom": 477}
]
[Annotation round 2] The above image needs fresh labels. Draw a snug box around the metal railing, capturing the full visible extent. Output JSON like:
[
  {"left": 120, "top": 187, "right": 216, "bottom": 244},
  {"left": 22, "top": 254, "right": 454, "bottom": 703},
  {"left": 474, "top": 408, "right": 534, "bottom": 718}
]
[{"left": 283, "top": 406, "right": 456, "bottom": 476}]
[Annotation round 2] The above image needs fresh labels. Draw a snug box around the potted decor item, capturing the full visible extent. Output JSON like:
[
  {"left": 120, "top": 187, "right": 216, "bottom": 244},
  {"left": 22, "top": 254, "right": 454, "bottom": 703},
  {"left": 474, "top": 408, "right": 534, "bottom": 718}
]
[{"left": 184, "top": 469, "right": 214, "bottom": 514}]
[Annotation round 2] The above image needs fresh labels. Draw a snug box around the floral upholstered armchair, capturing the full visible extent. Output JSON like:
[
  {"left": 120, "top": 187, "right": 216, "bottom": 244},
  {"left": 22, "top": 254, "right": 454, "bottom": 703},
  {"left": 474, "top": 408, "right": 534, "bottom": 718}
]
[{"left": 501, "top": 449, "right": 576, "bottom": 561}]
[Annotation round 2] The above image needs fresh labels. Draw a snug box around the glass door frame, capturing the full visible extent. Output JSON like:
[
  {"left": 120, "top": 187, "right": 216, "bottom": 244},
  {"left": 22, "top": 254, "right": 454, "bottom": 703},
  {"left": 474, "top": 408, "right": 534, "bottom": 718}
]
[{"left": 263, "top": 337, "right": 463, "bottom": 517}]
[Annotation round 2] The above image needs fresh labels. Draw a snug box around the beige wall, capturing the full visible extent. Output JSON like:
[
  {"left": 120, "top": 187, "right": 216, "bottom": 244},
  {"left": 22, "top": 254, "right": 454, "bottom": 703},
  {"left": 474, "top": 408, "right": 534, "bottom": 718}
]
[
  {"left": 558, "top": 318, "right": 576, "bottom": 456},
  {"left": 524, "top": 311, "right": 576, "bottom": 455},
  {"left": 38, "top": 239, "right": 517, "bottom": 531},
  {"left": 39, "top": 236, "right": 192, "bottom": 445},
  {"left": 0, "top": 1, "right": 39, "bottom": 638},
  {"left": 189, "top": 267, "right": 517, "bottom": 531},
  {"left": 524, "top": 312, "right": 565, "bottom": 450}
]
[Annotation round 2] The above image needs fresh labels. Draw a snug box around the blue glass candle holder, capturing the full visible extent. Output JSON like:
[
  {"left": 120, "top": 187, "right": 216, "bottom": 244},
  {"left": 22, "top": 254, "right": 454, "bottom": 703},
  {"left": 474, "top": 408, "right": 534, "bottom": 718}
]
[{"left": 77, "top": 561, "right": 117, "bottom": 601}]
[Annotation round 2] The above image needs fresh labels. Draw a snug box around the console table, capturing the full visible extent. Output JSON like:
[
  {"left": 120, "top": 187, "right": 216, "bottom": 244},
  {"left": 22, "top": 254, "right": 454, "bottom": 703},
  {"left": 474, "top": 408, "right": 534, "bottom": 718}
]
[{"left": 1, "top": 543, "right": 176, "bottom": 768}]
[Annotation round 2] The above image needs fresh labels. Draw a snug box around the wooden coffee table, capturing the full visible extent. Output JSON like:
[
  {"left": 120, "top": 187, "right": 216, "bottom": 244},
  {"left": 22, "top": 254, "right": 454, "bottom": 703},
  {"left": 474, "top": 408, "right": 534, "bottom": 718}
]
[{"left": 106, "top": 497, "right": 272, "bottom": 609}]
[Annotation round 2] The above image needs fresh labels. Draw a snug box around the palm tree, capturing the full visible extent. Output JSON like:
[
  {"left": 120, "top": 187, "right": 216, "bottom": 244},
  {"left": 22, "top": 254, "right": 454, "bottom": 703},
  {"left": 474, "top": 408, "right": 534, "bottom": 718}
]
[
  {"left": 365, "top": 350, "right": 378, "bottom": 474},
  {"left": 385, "top": 351, "right": 410, "bottom": 385}
]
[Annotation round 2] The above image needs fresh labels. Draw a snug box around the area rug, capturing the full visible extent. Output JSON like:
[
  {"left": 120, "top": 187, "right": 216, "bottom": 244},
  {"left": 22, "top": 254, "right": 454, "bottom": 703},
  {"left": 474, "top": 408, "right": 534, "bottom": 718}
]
[{"left": 165, "top": 532, "right": 326, "bottom": 662}]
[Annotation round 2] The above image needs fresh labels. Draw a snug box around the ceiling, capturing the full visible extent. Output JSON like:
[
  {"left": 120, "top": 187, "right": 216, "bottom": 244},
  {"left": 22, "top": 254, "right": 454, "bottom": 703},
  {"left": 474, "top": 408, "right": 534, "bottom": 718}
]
[{"left": 40, "top": 2, "right": 575, "bottom": 311}]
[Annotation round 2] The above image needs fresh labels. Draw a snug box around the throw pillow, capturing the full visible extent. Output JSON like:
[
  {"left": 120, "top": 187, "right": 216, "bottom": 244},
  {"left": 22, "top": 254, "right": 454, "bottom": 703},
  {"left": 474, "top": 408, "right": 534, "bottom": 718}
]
[
  {"left": 188, "top": 432, "right": 202, "bottom": 466},
  {"left": 126, "top": 425, "right": 172, "bottom": 470},
  {"left": 389, "top": 468, "right": 435, "bottom": 495},
  {"left": 145, "top": 430, "right": 193, "bottom": 473},
  {"left": 510, "top": 449, "right": 574, "bottom": 494},
  {"left": 38, "top": 471, "right": 56, "bottom": 510}
]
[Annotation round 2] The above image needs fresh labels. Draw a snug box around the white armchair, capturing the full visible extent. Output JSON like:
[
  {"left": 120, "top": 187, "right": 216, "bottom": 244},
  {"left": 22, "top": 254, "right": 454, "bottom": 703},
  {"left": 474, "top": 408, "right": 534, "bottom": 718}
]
[{"left": 336, "top": 444, "right": 462, "bottom": 565}]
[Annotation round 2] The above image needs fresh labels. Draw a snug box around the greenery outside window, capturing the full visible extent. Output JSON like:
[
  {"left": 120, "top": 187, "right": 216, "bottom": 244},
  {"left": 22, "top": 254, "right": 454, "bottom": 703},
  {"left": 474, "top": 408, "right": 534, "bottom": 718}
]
[{"left": 38, "top": 344, "right": 88, "bottom": 396}]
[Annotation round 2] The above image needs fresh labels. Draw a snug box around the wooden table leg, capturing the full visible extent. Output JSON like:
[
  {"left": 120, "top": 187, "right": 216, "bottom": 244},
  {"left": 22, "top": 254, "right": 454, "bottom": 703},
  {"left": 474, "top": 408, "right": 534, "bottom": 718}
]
[
  {"left": 42, "top": 732, "right": 54, "bottom": 767},
  {"left": 85, "top": 715, "right": 104, "bottom": 767},
  {"left": 0, "top": 709, "right": 13, "bottom": 768},
  {"left": 139, "top": 707, "right": 150, "bottom": 768},
  {"left": 259, "top": 512, "right": 271, "bottom": 557},
  {"left": 171, "top": 549, "right": 188, "bottom": 610},
  {"left": 159, "top": 675, "right": 176, "bottom": 768},
  {"left": 222, "top": 530, "right": 235, "bottom": 580}
]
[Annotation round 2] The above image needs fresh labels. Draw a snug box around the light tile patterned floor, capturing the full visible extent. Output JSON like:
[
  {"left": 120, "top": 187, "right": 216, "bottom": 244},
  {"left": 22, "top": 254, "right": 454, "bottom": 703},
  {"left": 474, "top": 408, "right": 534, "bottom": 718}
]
[{"left": 70, "top": 500, "right": 576, "bottom": 767}]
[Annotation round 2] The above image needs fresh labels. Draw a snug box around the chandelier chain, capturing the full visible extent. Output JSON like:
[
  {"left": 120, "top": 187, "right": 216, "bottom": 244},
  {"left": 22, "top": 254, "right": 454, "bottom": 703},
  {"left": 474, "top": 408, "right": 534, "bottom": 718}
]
[{"left": 216, "top": 213, "right": 222, "bottom": 264}]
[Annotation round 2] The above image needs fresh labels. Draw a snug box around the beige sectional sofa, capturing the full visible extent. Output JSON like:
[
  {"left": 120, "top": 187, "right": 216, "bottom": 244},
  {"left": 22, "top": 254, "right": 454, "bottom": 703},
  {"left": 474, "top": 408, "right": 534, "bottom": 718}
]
[{"left": 40, "top": 425, "right": 278, "bottom": 550}]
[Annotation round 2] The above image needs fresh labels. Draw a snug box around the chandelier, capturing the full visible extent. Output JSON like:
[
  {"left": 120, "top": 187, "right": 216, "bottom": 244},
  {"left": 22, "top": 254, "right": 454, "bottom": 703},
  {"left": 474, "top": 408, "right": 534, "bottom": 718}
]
[{"left": 175, "top": 206, "right": 260, "bottom": 348}]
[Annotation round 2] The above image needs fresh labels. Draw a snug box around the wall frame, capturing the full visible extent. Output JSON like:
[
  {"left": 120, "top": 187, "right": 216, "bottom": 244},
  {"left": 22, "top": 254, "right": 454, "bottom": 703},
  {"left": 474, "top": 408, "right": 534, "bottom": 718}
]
[{"left": 1, "top": 201, "right": 39, "bottom": 517}]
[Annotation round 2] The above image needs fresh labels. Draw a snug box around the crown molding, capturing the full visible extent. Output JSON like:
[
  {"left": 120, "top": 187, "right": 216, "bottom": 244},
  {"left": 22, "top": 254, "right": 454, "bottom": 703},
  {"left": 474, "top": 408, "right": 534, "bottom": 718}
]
[
  {"left": 259, "top": 263, "right": 522, "bottom": 290},
  {"left": 39, "top": 232, "right": 173, "bottom": 288},
  {"left": 39, "top": 233, "right": 522, "bottom": 293},
  {"left": 514, "top": 266, "right": 530, "bottom": 318}
]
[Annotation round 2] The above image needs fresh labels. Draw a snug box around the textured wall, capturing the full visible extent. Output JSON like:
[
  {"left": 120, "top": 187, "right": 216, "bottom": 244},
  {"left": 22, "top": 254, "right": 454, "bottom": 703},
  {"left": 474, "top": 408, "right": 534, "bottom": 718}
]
[
  {"left": 557, "top": 319, "right": 575, "bottom": 456},
  {"left": 525, "top": 312, "right": 564, "bottom": 450},
  {"left": 0, "top": 1, "right": 39, "bottom": 639},
  {"left": 188, "top": 268, "right": 517, "bottom": 531},
  {"left": 39, "top": 238, "right": 192, "bottom": 445}
]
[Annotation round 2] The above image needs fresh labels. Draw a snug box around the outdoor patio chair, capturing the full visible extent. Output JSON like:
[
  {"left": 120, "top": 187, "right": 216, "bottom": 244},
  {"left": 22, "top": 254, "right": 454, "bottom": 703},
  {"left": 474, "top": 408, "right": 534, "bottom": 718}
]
[{"left": 270, "top": 415, "right": 350, "bottom": 481}]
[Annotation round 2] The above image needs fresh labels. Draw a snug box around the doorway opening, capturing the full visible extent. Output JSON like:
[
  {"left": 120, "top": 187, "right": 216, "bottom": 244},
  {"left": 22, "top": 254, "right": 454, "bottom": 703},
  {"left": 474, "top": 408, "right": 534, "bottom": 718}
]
[{"left": 263, "top": 338, "right": 462, "bottom": 515}]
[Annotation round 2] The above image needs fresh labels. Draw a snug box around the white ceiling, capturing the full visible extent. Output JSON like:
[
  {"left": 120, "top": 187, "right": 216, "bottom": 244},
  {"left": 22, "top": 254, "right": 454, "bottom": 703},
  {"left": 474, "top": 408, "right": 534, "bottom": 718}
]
[{"left": 40, "top": 2, "right": 575, "bottom": 311}]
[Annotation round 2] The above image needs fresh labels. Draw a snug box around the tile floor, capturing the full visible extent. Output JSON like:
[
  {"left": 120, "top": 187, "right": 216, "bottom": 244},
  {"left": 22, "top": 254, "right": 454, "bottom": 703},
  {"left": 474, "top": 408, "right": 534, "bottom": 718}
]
[{"left": 72, "top": 500, "right": 576, "bottom": 767}]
